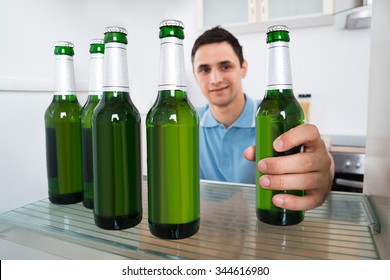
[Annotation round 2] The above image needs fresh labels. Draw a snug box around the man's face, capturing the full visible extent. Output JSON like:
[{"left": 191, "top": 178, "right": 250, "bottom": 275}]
[{"left": 192, "top": 42, "right": 247, "bottom": 107}]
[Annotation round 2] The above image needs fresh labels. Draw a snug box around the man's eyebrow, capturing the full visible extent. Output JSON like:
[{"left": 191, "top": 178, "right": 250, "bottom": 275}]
[
  {"left": 197, "top": 60, "right": 233, "bottom": 68},
  {"left": 196, "top": 64, "right": 209, "bottom": 69},
  {"left": 219, "top": 60, "right": 233, "bottom": 65}
]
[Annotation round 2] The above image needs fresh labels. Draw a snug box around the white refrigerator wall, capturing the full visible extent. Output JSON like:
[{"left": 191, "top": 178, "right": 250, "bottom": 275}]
[
  {"left": 364, "top": 0, "right": 390, "bottom": 259},
  {"left": 0, "top": 0, "right": 370, "bottom": 213}
]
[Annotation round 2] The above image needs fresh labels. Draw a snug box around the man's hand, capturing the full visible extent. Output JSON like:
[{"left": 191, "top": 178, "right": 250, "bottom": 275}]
[{"left": 244, "top": 124, "right": 334, "bottom": 211}]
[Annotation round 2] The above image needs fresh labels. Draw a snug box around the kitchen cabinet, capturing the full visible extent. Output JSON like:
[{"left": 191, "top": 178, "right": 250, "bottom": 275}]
[{"left": 197, "top": 0, "right": 365, "bottom": 33}]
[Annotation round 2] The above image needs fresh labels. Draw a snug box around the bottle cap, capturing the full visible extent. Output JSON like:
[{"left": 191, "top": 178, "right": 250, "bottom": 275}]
[
  {"left": 267, "top": 25, "right": 289, "bottom": 34},
  {"left": 90, "top": 39, "right": 104, "bottom": 45},
  {"left": 54, "top": 41, "right": 74, "bottom": 48},
  {"left": 104, "top": 26, "right": 128, "bottom": 35},
  {"left": 159, "top": 19, "right": 184, "bottom": 29}
]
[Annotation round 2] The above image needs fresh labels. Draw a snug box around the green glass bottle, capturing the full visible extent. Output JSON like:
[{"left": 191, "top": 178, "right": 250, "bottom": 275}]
[
  {"left": 92, "top": 27, "right": 142, "bottom": 230},
  {"left": 80, "top": 39, "right": 104, "bottom": 209},
  {"left": 255, "top": 25, "right": 305, "bottom": 226},
  {"left": 146, "top": 20, "right": 199, "bottom": 239},
  {"left": 44, "top": 41, "right": 83, "bottom": 204}
]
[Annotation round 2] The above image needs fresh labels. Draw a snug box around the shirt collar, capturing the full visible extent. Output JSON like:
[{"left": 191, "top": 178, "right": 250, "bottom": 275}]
[{"left": 199, "top": 94, "right": 256, "bottom": 128}]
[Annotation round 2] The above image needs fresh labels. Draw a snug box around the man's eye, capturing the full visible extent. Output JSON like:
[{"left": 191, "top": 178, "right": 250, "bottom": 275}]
[
  {"left": 221, "top": 64, "right": 231, "bottom": 71},
  {"left": 199, "top": 67, "right": 210, "bottom": 74}
]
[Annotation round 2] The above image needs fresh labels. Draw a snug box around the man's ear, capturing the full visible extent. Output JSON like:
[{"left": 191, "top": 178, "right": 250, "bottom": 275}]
[{"left": 241, "top": 60, "right": 248, "bottom": 78}]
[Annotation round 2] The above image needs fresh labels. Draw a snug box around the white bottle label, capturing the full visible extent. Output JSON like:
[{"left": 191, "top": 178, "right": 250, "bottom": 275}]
[
  {"left": 266, "top": 41, "right": 293, "bottom": 90},
  {"left": 88, "top": 53, "right": 104, "bottom": 95},
  {"left": 103, "top": 42, "right": 129, "bottom": 92},
  {"left": 54, "top": 55, "right": 76, "bottom": 95},
  {"left": 158, "top": 37, "right": 186, "bottom": 91}
]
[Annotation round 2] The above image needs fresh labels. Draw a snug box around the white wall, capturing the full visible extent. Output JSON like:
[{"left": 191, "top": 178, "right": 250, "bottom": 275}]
[{"left": 0, "top": 0, "right": 371, "bottom": 213}]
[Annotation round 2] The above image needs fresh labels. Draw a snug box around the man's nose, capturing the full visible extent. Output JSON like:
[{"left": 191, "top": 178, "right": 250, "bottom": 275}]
[{"left": 209, "top": 70, "right": 222, "bottom": 84}]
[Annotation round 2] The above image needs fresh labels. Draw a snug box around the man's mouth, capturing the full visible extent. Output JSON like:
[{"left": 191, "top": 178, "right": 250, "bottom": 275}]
[{"left": 209, "top": 85, "right": 228, "bottom": 94}]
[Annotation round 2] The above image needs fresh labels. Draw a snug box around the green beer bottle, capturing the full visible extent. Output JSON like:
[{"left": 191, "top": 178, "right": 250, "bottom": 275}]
[
  {"left": 92, "top": 27, "right": 142, "bottom": 230},
  {"left": 255, "top": 25, "right": 305, "bottom": 226},
  {"left": 146, "top": 20, "right": 200, "bottom": 239},
  {"left": 44, "top": 41, "right": 83, "bottom": 204},
  {"left": 80, "top": 39, "right": 104, "bottom": 209}
]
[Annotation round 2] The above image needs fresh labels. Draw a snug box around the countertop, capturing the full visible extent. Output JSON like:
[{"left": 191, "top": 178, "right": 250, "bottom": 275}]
[{"left": 0, "top": 180, "right": 382, "bottom": 260}]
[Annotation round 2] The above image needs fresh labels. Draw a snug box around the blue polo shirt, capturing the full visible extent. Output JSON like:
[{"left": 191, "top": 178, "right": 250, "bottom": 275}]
[{"left": 196, "top": 94, "right": 260, "bottom": 184}]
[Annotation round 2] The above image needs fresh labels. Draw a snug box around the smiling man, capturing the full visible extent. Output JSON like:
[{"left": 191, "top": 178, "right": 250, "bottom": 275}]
[
  {"left": 191, "top": 26, "right": 334, "bottom": 211},
  {"left": 191, "top": 27, "right": 255, "bottom": 184}
]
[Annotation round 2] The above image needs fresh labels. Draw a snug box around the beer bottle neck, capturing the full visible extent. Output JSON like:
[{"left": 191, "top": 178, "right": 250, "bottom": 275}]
[
  {"left": 88, "top": 52, "right": 104, "bottom": 95},
  {"left": 157, "top": 89, "right": 187, "bottom": 101},
  {"left": 103, "top": 41, "right": 129, "bottom": 93},
  {"left": 54, "top": 54, "right": 76, "bottom": 95},
  {"left": 265, "top": 40, "right": 293, "bottom": 92},
  {"left": 52, "top": 94, "right": 78, "bottom": 102},
  {"left": 86, "top": 94, "right": 101, "bottom": 103},
  {"left": 158, "top": 37, "right": 186, "bottom": 93}
]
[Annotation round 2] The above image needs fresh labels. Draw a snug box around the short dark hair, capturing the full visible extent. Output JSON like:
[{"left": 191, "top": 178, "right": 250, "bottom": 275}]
[{"left": 191, "top": 26, "right": 244, "bottom": 67}]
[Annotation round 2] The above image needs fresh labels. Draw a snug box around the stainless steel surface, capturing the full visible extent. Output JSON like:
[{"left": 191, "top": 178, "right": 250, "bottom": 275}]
[
  {"left": 0, "top": 180, "right": 381, "bottom": 260},
  {"left": 330, "top": 135, "right": 366, "bottom": 193},
  {"left": 332, "top": 153, "right": 365, "bottom": 175},
  {"left": 346, "top": 5, "right": 372, "bottom": 29},
  {"left": 331, "top": 135, "right": 366, "bottom": 148},
  {"left": 335, "top": 178, "right": 363, "bottom": 189}
]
